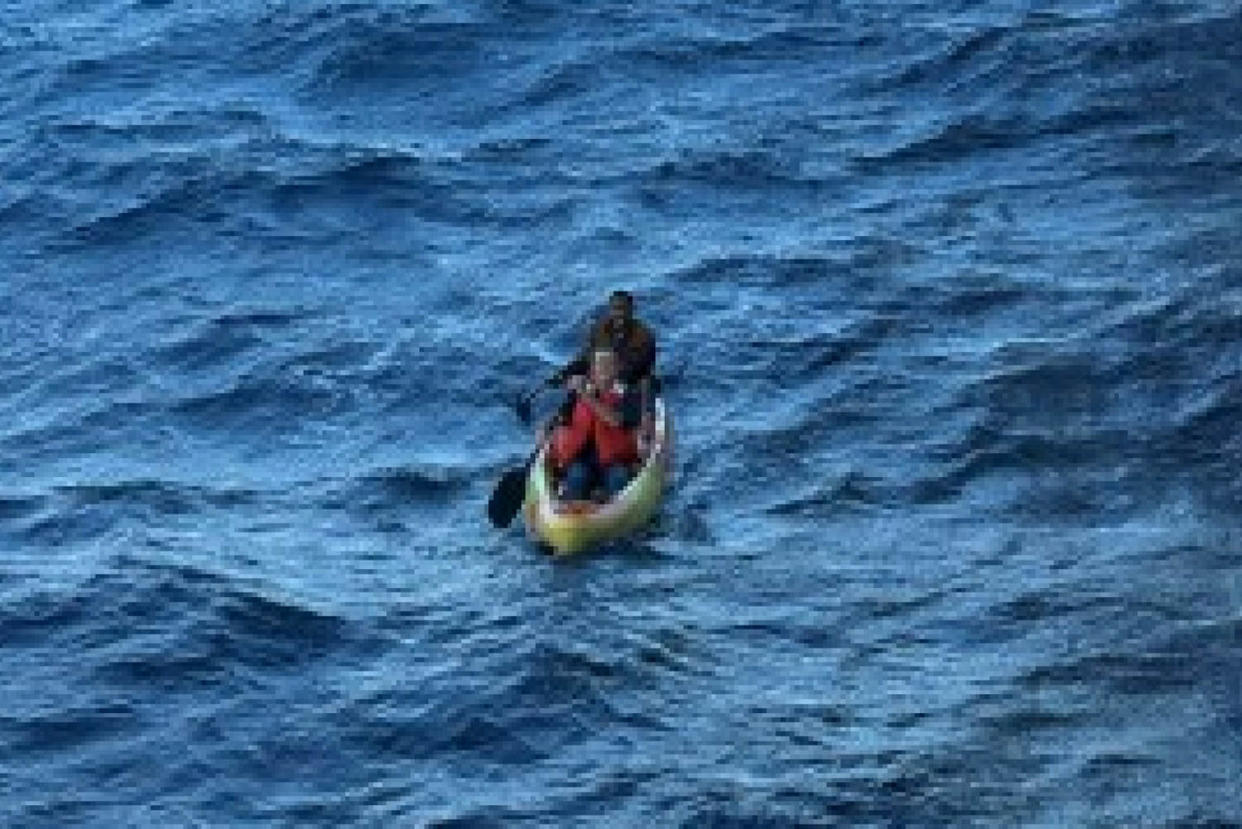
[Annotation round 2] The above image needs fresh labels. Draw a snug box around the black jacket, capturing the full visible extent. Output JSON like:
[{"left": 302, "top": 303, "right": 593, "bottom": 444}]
[{"left": 561, "top": 318, "right": 657, "bottom": 386}]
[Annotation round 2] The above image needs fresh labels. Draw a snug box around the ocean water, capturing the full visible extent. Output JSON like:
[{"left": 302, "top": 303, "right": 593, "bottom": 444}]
[{"left": 3, "top": 0, "right": 1241, "bottom": 825}]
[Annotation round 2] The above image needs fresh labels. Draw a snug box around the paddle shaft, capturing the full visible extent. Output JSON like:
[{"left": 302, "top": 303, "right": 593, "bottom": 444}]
[
  {"left": 487, "top": 431, "right": 552, "bottom": 528},
  {"left": 515, "top": 373, "right": 565, "bottom": 424}
]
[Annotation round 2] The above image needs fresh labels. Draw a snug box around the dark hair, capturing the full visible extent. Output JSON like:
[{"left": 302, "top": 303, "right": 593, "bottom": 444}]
[{"left": 609, "top": 290, "right": 634, "bottom": 307}]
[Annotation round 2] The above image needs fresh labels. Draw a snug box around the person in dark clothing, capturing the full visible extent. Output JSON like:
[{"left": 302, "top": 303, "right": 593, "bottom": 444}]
[
  {"left": 550, "top": 290, "right": 657, "bottom": 439},
  {"left": 552, "top": 290, "right": 656, "bottom": 388}
]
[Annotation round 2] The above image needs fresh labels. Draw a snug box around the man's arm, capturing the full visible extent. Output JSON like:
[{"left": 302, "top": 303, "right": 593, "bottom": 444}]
[
  {"left": 551, "top": 354, "right": 588, "bottom": 385},
  {"left": 620, "top": 326, "right": 656, "bottom": 385},
  {"left": 550, "top": 322, "right": 606, "bottom": 385},
  {"left": 619, "top": 387, "right": 643, "bottom": 430}
]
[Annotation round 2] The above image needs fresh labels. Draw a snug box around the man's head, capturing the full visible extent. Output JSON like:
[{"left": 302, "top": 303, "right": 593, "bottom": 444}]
[
  {"left": 590, "top": 347, "right": 619, "bottom": 388},
  {"left": 607, "top": 290, "right": 634, "bottom": 332}
]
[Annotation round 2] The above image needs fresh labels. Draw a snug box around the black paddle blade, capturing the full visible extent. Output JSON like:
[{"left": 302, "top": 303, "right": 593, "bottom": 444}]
[
  {"left": 487, "top": 465, "right": 529, "bottom": 528},
  {"left": 514, "top": 392, "right": 533, "bottom": 425}
]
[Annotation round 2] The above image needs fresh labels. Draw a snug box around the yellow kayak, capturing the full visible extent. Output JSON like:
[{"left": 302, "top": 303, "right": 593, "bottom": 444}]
[{"left": 523, "top": 398, "right": 672, "bottom": 555}]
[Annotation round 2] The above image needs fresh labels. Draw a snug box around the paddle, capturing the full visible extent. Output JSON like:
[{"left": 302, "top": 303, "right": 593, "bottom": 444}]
[
  {"left": 492, "top": 366, "right": 579, "bottom": 528},
  {"left": 487, "top": 437, "right": 548, "bottom": 529},
  {"left": 513, "top": 386, "right": 541, "bottom": 426},
  {"left": 513, "top": 373, "right": 564, "bottom": 425}
]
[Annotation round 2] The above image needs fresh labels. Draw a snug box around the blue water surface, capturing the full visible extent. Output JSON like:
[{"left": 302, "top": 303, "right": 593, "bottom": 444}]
[{"left": 2, "top": 1, "right": 1241, "bottom": 826}]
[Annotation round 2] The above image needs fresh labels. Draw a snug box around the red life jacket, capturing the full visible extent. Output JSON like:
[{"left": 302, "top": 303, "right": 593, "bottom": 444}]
[
  {"left": 549, "top": 387, "right": 638, "bottom": 469},
  {"left": 591, "top": 387, "right": 640, "bottom": 466},
  {"left": 550, "top": 398, "right": 592, "bottom": 470}
]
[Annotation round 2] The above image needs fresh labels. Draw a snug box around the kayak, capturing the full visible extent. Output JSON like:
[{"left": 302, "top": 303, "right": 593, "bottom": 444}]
[{"left": 523, "top": 397, "right": 672, "bottom": 554}]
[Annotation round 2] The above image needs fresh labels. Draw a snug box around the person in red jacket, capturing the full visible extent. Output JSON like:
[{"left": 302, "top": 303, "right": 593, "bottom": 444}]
[{"left": 548, "top": 347, "right": 642, "bottom": 502}]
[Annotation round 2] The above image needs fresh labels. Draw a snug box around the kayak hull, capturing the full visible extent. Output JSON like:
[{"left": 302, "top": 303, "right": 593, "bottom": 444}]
[{"left": 523, "top": 398, "right": 672, "bottom": 555}]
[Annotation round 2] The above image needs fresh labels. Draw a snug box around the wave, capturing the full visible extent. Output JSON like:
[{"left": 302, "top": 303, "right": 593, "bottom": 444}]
[
  {"left": 671, "top": 253, "right": 1240, "bottom": 522},
  {"left": 164, "top": 362, "right": 367, "bottom": 444},
  {"left": 609, "top": 24, "right": 838, "bottom": 72},
  {"left": 65, "top": 172, "right": 223, "bottom": 247},
  {"left": 301, "top": 7, "right": 491, "bottom": 91},
  {"left": 764, "top": 470, "right": 881, "bottom": 518},
  {"left": 0, "top": 492, "right": 45, "bottom": 524},
  {"left": 0, "top": 395, "right": 149, "bottom": 461},
  {"left": 35, "top": 121, "right": 514, "bottom": 246},
  {"left": 480, "top": 0, "right": 570, "bottom": 26},
  {"left": 104, "top": 564, "right": 356, "bottom": 688},
  {"left": 930, "top": 275, "right": 1029, "bottom": 318},
  {"left": 902, "top": 419, "right": 1135, "bottom": 517},
  {"left": 673, "top": 253, "right": 824, "bottom": 286},
  {"left": 1020, "top": 648, "right": 1200, "bottom": 697},
  {"left": 41, "top": 104, "right": 270, "bottom": 147},
  {"left": 328, "top": 621, "right": 695, "bottom": 775},
  {"left": 54, "top": 480, "right": 248, "bottom": 514},
  {"left": 857, "top": 4, "right": 1242, "bottom": 176},
  {"left": 856, "top": 102, "right": 1139, "bottom": 168},
  {"left": 0, "top": 702, "right": 139, "bottom": 760},
  {"left": 641, "top": 148, "right": 806, "bottom": 189},
  {"left": 510, "top": 19, "right": 841, "bottom": 115},
  {"left": 8, "top": 480, "right": 260, "bottom": 547},
  {"left": 4, "top": 559, "right": 359, "bottom": 674},
  {"left": 882, "top": 24, "right": 1013, "bottom": 90},
  {"left": 154, "top": 308, "right": 305, "bottom": 371},
  {"left": 670, "top": 245, "right": 919, "bottom": 296},
  {"left": 1103, "top": 292, "right": 1242, "bottom": 512},
  {"left": 330, "top": 643, "right": 607, "bottom": 765},
  {"left": 324, "top": 465, "right": 475, "bottom": 528},
  {"left": 921, "top": 352, "right": 1241, "bottom": 518}
]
